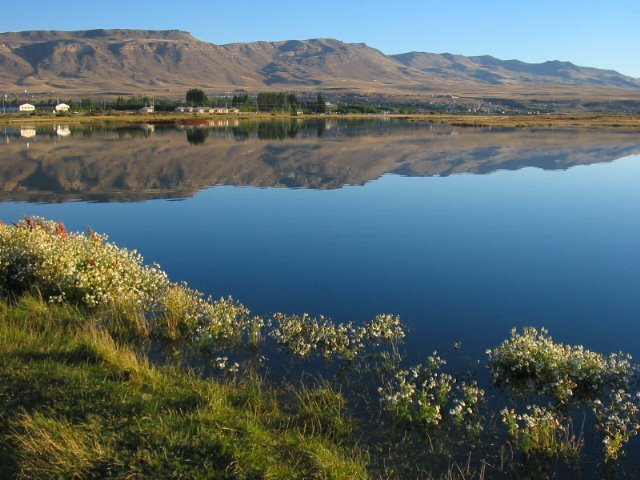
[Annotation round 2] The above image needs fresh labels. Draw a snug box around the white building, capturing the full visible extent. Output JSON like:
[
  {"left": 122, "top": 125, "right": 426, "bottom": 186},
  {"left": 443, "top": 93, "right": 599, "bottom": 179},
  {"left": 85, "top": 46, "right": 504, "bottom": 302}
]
[
  {"left": 139, "top": 106, "right": 154, "bottom": 114},
  {"left": 55, "top": 103, "right": 70, "bottom": 113},
  {"left": 19, "top": 103, "right": 35, "bottom": 112}
]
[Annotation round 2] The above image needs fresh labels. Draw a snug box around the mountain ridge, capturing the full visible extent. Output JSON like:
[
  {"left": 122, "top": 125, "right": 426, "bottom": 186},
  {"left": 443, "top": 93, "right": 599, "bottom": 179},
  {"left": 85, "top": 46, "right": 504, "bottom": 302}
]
[{"left": 0, "top": 29, "right": 639, "bottom": 96}]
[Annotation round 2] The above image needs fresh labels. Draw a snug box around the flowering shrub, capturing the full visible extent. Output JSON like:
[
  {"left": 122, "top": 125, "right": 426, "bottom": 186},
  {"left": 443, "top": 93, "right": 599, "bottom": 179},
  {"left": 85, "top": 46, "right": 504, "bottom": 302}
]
[
  {"left": 379, "top": 356, "right": 486, "bottom": 435},
  {"left": 500, "top": 405, "right": 582, "bottom": 459},
  {"left": 0, "top": 217, "right": 168, "bottom": 308},
  {"left": 487, "top": 327, "right": 635, "bottom": 403},
  {"left": 269, "top": 312, "right": 404, "bottom": 360},
  {"left": 196, "top": 296, "right": 260, "bottom": 347},
  {"left": 593, "top": 389, "right": 640, "bottom": 461},
  {"left": 0, "top": 218, "right": 259, "bottom": 346},
  {"left": 379, "top": 354, "right": 459, "bottom": 427},
  {"left": 449, "top": 381, "right": 485, "bottom": 435},
  {"left": 158, "top": 283, "right": 258, "bottom": 346}
]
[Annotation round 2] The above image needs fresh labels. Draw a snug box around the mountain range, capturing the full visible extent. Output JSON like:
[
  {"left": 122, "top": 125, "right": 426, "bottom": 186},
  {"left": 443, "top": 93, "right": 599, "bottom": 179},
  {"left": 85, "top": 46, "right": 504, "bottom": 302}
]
[{"left": 0, "top": 29, "right": 639, "bottom": 98}]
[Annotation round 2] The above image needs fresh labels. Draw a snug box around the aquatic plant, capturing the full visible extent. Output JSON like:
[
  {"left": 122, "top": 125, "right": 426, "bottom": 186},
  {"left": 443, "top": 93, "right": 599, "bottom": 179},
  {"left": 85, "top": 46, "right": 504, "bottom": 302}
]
[
  {"left": 593, "top": 389, "right": 640, "bottom": 461},
  {"left": 487, "top": 327, "right": 635, "bottom": 403},
  {"left": 500, "top": 404, "right": 583, "bottom": 459},
  {"left": 449, "top": 380, "right": 485, "bottom": 436},
  {"left": 378, "top": 354, "right": 487, "bottom": 444},
  {"left": 269, "top": 312, "right": 404, "bottom": 360}
]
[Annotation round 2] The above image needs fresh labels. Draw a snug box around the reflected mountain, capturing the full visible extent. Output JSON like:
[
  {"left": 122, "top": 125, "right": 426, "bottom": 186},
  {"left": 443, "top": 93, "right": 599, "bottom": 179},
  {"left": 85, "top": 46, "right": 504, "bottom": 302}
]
[{"left": 1, "top": 120, "right": 639, "bottom": 203}]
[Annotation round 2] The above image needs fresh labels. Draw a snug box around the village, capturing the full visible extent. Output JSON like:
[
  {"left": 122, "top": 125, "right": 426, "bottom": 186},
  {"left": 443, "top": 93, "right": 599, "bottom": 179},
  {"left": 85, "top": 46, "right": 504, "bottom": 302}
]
[{"left": 9, "top": 102, "right": 241, "bottom": 116}]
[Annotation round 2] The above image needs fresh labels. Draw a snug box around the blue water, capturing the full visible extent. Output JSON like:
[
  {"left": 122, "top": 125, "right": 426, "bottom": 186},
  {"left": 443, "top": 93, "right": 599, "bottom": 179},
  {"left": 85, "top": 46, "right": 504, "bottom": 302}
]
[{"left": 1, "top": 122, "right": 639, "bottom": 364}]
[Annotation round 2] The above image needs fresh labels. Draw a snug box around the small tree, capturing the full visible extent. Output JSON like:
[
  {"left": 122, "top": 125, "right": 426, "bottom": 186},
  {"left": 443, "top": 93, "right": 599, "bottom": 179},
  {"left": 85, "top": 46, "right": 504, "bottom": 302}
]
[
  {"left": 287, "top": 93, "right": 300, "bottom": 113},
  {"left": 186, "top": 89, "right": 207, "bottom": 106},
  {"left": 80, "top": 98, "right": 94, "bottom": 111},
  {"left": 316, "top": 93, "right": 326, "bottom": 114}
]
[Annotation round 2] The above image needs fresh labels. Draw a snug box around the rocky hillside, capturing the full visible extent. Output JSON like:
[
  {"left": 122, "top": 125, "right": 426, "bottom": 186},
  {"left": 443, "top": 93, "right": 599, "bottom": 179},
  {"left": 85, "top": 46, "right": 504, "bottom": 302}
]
[
  {"left": 392, "top": 52, "right": 640, "bottom": 89},
  {"left": 0, "top": 29, "right": 639, "bottom": 96}
]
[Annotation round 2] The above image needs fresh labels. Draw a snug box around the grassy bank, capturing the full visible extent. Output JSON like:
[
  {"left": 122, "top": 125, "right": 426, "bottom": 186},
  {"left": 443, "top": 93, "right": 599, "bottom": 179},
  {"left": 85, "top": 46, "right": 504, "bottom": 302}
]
[
  {"left": 2, "top": 111, "right": 640, "bottom": 130},
  {"left": 0, "top": 295, "right": 367, "bottom": 479}
]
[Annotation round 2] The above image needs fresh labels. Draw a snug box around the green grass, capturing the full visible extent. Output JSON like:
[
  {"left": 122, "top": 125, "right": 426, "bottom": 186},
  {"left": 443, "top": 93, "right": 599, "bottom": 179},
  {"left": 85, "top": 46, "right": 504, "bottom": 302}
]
[{"left": 0, "top": 295, "right": 369, "bottom": 479}]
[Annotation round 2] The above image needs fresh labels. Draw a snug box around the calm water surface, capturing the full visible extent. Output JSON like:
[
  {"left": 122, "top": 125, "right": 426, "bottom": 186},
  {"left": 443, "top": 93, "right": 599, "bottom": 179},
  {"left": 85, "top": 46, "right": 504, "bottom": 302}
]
[{"left": 1, "top": 120, "right": 639, "bottom": 364}]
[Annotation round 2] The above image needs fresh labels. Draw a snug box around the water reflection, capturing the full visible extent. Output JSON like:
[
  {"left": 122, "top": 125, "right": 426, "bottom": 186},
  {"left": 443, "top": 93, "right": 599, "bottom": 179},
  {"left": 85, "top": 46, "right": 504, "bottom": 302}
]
[
  {"left": 186, "top": 128, "right": 209, "bottom": 145},
  {"left": 20, "top": 126, "right": 37, "bottom": 138},
  {"left": 56, "top": 125, "right": 71, "bottom": 137},
  {"left": 0, "top": 119, "right": 639, "bottom": 203}
]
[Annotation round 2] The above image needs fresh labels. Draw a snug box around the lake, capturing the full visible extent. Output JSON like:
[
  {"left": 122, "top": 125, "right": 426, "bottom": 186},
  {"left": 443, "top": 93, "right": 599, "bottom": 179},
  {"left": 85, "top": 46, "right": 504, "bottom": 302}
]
[{"left": 1, "top": 119, "right": 639, "bottom": 365}]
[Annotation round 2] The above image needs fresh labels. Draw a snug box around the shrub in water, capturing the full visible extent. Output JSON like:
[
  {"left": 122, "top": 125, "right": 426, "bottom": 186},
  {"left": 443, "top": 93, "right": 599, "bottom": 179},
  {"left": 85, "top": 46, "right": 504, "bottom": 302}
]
[
  {"left": 487, "top": 327, "right": 635, "bottom": 403},
  {"left": 500, "top": 404, "right": 583, "bottom": 459},
  {"left": 379, "top": 353, "right": 455, "bottom": 426},
  {"left": 593, "top": 389, "right": 640, "bottom": 461},
  {"left": 270, "top": 312, "right": 404, "bottom": 360}
]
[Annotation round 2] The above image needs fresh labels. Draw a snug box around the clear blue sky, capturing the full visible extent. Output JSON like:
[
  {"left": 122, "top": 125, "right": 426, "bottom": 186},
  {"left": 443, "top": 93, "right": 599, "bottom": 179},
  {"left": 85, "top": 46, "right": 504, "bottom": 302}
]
[{"left": 1, "top": 0, "right": 639, "bottom": 78}]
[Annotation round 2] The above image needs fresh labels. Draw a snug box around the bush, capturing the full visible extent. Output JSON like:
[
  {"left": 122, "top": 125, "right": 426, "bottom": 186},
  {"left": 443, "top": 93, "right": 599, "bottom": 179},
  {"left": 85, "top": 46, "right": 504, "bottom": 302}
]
[
  {"left": 270, "top": 312, "right": 404, "bottom": 360},
  {"left": 501, "top": 405, "right": 583, "bottom": 459},
  {"left": 0, "top": 217, "right": 168, "bottom": 308},
  {"left": 0, "top": 217, "right": 257, "bottom": 346},
  {"left": 487, "top": 327, "right": 635, "bottom": 403}
]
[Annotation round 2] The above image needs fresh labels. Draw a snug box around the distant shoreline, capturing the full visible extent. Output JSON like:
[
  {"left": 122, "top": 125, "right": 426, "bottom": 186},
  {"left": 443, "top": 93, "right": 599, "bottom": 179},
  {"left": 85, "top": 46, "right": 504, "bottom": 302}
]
[{"left": 1, "top": 112, "right": 640, "bottom": 130}]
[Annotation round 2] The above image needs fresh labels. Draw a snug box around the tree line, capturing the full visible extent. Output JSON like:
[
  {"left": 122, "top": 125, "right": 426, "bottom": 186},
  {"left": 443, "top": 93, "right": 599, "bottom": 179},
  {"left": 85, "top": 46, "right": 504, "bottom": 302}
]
[
  {"left": 187, "top": 89, "right": 327, "bottom": 113},
  {"left": 2, "top": 90, "right": 342, "bottom": 115}
]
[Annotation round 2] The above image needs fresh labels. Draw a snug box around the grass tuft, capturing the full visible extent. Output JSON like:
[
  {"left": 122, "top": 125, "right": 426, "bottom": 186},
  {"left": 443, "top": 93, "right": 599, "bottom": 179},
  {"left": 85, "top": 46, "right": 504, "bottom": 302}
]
[{"left": 9, "top": 412, "right": 115, "bottom": 479}]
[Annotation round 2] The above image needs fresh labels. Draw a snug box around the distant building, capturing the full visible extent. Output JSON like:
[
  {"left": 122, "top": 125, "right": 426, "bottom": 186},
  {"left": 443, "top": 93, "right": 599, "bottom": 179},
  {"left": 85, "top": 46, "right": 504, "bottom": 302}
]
[
  {"left": 19, "top": 103, "right": 35, "bottom": 112},
  {"left": 139, "top": 106, "right": 154, "bottom": 114},
  {"left": 175, "top": 106, "right": 186, "bottom": 113},
  {"left": 55, "top": 103, "right": 70, "bottom": 113}
]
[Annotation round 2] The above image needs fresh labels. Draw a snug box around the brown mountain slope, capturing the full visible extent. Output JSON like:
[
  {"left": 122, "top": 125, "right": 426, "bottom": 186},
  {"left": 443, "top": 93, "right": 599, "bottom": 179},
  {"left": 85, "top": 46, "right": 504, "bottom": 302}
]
[
  {"left": 392, "top": 52, "right": 640, "bottom": 89},
  {"left": 0, "top": 29, "right": 639, "bottom": 96},
  {"left": 222, "top": 38, "right": 429, "bottom": 89},
  {"left": 0, "top": 29, "right": 266, "bottom": 93}
]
